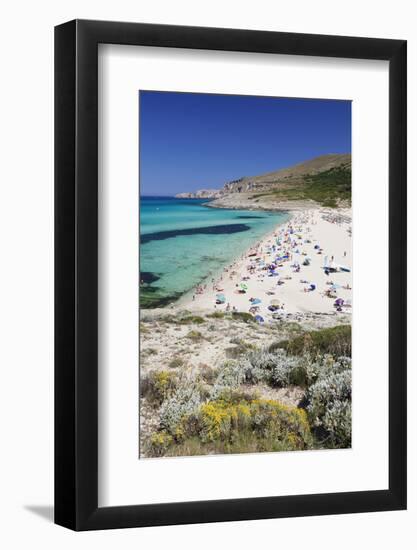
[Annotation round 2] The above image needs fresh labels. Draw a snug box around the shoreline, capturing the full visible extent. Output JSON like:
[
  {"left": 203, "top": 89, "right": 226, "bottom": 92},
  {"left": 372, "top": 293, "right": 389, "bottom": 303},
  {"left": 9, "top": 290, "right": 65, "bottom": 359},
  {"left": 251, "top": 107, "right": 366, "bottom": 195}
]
[
  {"left": 202, "top": 199, "right": 319, "bottom": 213},
  {"left": 169, "top": 206, "right": 352, "bottom": 319},
  {"left": 140, "top": 205, "right": 291, "bottom": 310},
  {"left": 173, "top": 216, "right": 292, "bottom": 310}
]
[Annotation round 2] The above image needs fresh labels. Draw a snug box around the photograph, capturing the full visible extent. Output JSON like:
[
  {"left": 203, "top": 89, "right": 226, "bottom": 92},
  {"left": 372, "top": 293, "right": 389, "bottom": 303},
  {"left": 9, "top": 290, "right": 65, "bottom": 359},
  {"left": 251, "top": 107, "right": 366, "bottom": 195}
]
[
  {"left": 0, "top": 1, "right": 409, "bottom": 541},
  {"left": 139, "top": 91, "right": 352, "bottom": 458}
]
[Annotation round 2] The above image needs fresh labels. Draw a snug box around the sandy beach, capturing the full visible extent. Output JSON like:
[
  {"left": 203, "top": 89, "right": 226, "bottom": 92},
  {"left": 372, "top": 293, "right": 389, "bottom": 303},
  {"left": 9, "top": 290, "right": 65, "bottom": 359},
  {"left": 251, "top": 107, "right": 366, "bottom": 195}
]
[{"left": 175, "top": 208, "right": 352, "bottom": 320}]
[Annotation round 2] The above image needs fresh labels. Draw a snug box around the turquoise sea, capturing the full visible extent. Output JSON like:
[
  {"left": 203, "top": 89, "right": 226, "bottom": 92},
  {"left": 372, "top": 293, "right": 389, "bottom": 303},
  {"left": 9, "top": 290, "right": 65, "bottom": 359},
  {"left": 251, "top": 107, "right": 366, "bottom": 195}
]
[{"left": 140, "top": 197, "right": 289, "bottom": 308}]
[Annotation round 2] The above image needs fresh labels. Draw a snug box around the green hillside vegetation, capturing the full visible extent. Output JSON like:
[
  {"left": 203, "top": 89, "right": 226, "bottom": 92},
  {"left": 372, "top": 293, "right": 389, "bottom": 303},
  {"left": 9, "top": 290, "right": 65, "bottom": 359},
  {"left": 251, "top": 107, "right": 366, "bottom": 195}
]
[
  {"left": 251, "top": 163, "right": 351, "bottom": 208},
  {"left": 271, "top": 325, "right": 351, "bottom": 358}
]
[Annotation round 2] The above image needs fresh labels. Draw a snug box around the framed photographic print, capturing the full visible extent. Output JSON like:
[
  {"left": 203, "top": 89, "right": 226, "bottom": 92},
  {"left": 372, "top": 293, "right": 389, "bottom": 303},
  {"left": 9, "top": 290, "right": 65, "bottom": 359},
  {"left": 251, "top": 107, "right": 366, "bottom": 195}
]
[{"left": 55, "top": 20, "right": 407, "bottom": 530}]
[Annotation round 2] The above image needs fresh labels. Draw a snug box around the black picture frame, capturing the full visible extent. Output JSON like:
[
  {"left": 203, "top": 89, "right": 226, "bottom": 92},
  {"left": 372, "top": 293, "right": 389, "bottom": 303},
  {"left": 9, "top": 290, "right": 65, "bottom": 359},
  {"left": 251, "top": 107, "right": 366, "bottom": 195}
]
[{"left": 55, "top": 19, "right": 407, "bottom": 531}]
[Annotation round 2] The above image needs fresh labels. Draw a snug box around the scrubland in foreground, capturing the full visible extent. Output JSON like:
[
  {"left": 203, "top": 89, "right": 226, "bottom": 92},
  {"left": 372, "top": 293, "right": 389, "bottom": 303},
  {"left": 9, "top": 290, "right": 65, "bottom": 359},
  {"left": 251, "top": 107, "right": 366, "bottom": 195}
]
[{"left": 139, "top": 310, "right": 351, "bottom": 458}]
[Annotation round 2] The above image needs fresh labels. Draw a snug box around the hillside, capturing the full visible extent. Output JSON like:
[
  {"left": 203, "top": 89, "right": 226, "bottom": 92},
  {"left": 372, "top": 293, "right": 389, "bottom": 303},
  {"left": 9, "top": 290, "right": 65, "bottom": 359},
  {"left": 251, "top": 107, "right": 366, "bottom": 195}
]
[{"left": 175, "top": 153, "right": 351, "bottom": 209}]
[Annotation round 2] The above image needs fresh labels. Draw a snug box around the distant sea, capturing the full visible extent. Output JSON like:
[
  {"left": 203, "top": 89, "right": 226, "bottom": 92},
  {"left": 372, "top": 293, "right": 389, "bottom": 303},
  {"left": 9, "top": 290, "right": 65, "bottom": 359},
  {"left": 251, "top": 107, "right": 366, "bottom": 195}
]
[{"left": 140, "top": 196, "right": 289, "bottom": 308}]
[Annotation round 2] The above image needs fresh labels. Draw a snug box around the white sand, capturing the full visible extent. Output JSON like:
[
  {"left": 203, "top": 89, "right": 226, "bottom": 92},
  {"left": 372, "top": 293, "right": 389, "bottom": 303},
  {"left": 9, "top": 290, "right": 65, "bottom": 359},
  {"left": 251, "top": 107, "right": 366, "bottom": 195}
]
[{"left": 176, "top": 208, "right": 352, "bottom": 320}]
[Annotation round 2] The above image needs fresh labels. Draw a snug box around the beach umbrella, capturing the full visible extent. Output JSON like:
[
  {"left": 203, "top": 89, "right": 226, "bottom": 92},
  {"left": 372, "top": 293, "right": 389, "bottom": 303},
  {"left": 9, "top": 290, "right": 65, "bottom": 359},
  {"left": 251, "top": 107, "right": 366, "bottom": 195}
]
[
  {"left": 335, "top": 298, "right": 344, "bottom": 306},
  {"left": 255, "top": 315, "right": 264, "bottom": 323},
  {"left": 240, "top": 283, "right": 248, "bottom": 290},
  {"left": 216, "top": 293, "right": 226, "bottom": 303},
  {"left": 309, "top": 284, "right": 316, "bottom": 291},
  {"left": 251, "top": 298, "right": 262, "bottom": 305},
  {"left": 270, "top": 299, "right": 280, "bottom": 306}
]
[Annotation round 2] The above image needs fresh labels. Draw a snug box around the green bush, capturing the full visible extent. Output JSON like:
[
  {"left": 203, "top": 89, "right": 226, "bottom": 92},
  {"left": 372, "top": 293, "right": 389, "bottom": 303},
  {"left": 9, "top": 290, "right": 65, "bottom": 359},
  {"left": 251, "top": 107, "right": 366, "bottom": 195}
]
[
  {"left": 178, "top": 315, "right": 206, "bottom": 325},
  {"left": 158, "top": 313, "right": 206, "bottom": 325},
  {"left": 288, "top": 363, "right": 309, "bottom": 387},
  {"left": 272, "top": 325, "right": 351, "bottom": 358},
  {"left": 207, "top": 311, "right": 225, "bottom": 319},
  {"left": 231, "top": 311, "right": 255, "bottom": 323},
  {"left": 251, "top": 164, "right": 351, "bottom": 208}
]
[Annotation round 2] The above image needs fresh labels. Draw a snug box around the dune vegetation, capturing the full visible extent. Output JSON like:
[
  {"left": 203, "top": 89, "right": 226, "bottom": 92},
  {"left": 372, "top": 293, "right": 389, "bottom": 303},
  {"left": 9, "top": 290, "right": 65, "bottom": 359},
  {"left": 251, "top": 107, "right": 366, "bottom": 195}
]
[{"left": 140, "top": 312, "right": 352, "bottom": 457}]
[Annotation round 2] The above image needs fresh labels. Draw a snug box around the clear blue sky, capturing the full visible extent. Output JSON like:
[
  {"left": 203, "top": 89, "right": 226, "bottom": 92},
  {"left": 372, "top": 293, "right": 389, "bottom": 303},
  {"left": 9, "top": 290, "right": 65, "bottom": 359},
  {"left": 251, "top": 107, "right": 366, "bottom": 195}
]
[{"left": 139, "top": 91, "right": 351, "bottom": 196}]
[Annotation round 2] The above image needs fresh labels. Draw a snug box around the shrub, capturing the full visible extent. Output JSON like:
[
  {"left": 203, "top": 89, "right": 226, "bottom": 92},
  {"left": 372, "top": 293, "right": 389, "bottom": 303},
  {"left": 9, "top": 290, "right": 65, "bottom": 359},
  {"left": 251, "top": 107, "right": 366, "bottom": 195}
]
[
  {"left": 207, "top": 311, "right": 224, "bottom": 319},
  {"left": 226, "top": 339, "right": 256, "bottom": 359},
  {"left": 177, "top": 315, "right": 206, "bottom": 325},
  {"left": 243, "top": 348, "right": 302, "bottom": 388},
  {"left": 287, "top": 358, "right": 323, "bottom": 388},
  {"left": 282, "top": 321, "right": 303, "bottom": 335},
  {"left": 231, "top": 311, "right": 255, "bottom": 323},
  {"left": 322, "top": 399, "right": 352, "bottom": 447},
  {"left": 288, "top": 363, "right": 309, "bottom": 387},
  {"left": 143, "top": 347, "right": 158, "bottom": 356},
  {"left": 200, "top": 364, "right": 218, "bottom": 384},
  {"left": 243, "top": 349, "right": 279, "bottom": 384},
  {"left": 215, "top": 388, "right": 258, "bottom": 404},
  {"left": 210, "top": 360, "right": 247, "bottom": 398},
  {"left": 249, "top": 399, "right": 312, "bottom": 448},
  {"left": 147, "top": 431, "right": 173, "bottom": 457},
  {"left": 168, "top": 356, "right": 185, "bottom": 369},
  {"left": 159, "top": 384, "right": 202, "bottom": 437},
  {"left": 186, "top": 330, "right": 203, "bottom": 341},
  {"left": 269, "top": 354, "right": 302, "bottom": 387},
  {"left": 272, "top": 325, "right": 351, "bottom": 358},
  {"left": 306, "top": 368, "right": 352, "bottom": 447},
  {"left": 159, "top": 314, "right": 176, "bottom": 324},
  {"left": 141, "top": 370, "right": 178, "bottom": 405},
  {"left": 186, "top": 397, "right": 312, "bottom": 451},
  {"left": 197, "top": 401, "right": 251, "bottom": 442}
]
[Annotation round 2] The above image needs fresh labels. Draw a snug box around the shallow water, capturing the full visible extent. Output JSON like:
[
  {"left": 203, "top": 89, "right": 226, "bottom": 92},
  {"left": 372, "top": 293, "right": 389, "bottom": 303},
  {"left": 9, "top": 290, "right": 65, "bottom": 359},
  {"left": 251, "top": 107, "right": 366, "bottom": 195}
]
[{"left": 140, "top": 197, "right": 289, "bottom": 308}]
